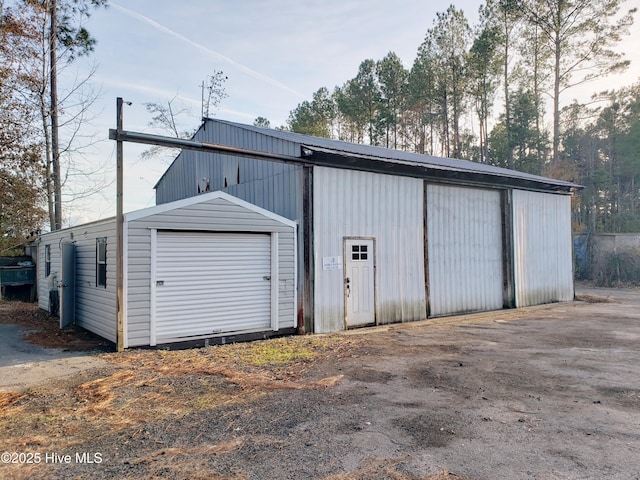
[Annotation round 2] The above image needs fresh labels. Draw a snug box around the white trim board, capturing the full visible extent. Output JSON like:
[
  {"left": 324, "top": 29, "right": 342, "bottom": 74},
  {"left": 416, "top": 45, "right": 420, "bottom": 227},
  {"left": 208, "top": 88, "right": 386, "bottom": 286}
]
[{"left": 125, "top": 190, "right": 297, "bottom": 228}]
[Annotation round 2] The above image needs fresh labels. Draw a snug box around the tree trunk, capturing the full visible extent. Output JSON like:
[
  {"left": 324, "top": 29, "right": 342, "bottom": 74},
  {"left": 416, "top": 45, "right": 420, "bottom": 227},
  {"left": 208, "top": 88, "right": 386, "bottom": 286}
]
[
  {"left": 504, "top": 27, "right": 513, "bottom": 170},
  {"left": 41, "top": 96, "right": 55, "bottom": 229},
  {"left": 552, "top": 10, "right": 561, "bottom": 166},
  {"left": 49, "top": 0, "right": 62, "bottom": 230}
]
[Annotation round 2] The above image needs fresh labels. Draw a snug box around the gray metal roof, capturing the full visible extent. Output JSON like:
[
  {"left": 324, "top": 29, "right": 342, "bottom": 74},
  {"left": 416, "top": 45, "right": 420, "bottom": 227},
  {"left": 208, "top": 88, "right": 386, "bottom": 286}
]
[{"left": 210, "top": 119, "right": 580, "bottom": 191}]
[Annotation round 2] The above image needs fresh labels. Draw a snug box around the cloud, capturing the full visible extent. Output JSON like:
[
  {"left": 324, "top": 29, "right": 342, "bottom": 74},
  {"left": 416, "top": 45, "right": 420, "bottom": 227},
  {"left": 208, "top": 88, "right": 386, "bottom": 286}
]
[
  {"left": 95, "top": 76, "right": 200, "bottom": 105},
  {"left": 110, "top": 2, "right": 306, "bottom": 99}
]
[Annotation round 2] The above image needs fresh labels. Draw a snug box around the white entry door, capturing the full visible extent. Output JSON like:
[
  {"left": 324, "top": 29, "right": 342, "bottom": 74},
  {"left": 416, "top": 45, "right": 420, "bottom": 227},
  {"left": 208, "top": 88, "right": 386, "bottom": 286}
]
[{"left": 344, "top": 238, "right": 375, "bottom": 327}]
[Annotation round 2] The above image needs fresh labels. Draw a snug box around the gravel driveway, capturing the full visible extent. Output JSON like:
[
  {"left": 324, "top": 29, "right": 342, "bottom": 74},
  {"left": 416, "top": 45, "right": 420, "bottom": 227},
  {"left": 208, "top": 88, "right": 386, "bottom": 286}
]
[{"left": 1, "top": 287, "right": 639, "bottom": 479}]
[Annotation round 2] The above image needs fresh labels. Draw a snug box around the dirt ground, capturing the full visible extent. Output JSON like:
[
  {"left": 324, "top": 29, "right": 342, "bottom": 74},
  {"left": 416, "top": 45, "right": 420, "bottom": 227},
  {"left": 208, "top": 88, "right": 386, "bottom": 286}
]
[{"left": 1, "top": 286, "right": 639, "bottom": 480}]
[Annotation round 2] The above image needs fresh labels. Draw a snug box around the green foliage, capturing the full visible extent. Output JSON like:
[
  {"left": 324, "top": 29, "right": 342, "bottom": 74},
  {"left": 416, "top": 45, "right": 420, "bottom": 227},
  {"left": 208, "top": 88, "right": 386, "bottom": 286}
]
[
  {"left": 376, "top": 52, "right": 408, "bottom": 149},
  {"left": 287, "top": 87, "right": 335, "bottom": 138},
  {"left": 488, "top": 122, "right": 509, "bottom": 168},
  {"left": 336, "top": 59, "right": 382, "bottom": 144},
  {"left": 565, "top": 83, "right": 640, "bottom": 233},
  {"left": 253, "top": 116, "right": 271, "bottom": 129},
  {"left": 282, "top": 2, "right": 637, "bottom": 233},
  {"left": 0, "top": 2, "right": 47, "bottom": 253}
]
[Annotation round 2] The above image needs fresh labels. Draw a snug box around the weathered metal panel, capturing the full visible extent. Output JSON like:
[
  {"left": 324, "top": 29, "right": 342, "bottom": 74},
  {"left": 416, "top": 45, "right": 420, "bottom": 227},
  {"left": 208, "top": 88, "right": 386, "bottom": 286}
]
[
  {"left": 125, "top": 193, "right": 296, "bottom": 347},
  {"left": 180, "top": 119, "right": 578, "bottom": 191},
  {"left": 427, "top": 184, "right": 504, "bottom": 316},
  {"left": 156, "top": 120, "right": 300, "bottom": 205},
  {"left": 513, "top": 190, "right": 574, "bottom": 306},
  {"left": 313, "top": 167, "right": 426, "bottom": 333}
]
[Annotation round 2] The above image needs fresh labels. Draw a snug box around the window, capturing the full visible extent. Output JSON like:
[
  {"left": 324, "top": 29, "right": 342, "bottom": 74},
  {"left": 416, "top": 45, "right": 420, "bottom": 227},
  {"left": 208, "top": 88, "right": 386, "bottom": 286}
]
[
  {"left": 351, "top": 244, "right": 368, "bottom": 261},
  {"left": 96, "top": 237, "right": 107, "bottom": 287},
  {"left": 45, "top": 245, "right": 51, "bottom": 276}
]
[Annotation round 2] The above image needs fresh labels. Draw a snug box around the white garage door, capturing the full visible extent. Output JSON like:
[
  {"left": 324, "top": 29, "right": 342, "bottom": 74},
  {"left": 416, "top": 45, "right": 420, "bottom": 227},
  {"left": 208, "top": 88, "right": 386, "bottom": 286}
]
[
  {"left": 427, "top": 184, "right": 504, "bottom": 316},
  {"left": 154, "top": 231, "right": 272, "bottom": 343}
]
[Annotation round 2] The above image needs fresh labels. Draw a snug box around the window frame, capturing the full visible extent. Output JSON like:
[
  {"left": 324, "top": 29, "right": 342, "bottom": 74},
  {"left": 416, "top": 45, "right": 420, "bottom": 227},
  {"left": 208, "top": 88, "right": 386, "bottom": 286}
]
[
  {"left": 351, "top": 244, "right": 369, "bottom": 261},
  {"left": 45, "top": 245, "right": 51, "bottom": 277},
  {"left": 96, "top": 237, "right": 107, "bottom": 288}
]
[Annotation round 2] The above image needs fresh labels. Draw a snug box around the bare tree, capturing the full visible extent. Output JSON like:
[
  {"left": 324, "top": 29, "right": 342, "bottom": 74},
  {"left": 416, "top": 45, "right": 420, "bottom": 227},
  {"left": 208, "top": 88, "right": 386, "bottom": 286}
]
[
  {"left": 22, "top": 0, "right": 108, "bottom": 230},
  {"left": 141, "top": 72, "right": 228, "bottom": 162},
  {"left": 201, "top": 71, "right": 228, "bottom": 119}
]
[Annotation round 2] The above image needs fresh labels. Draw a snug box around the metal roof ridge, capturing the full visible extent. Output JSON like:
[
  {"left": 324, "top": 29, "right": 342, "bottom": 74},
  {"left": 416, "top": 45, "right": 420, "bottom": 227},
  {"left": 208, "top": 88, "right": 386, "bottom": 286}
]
[{"left": 199, "top": 118, "right": 582, "bottom": 189}]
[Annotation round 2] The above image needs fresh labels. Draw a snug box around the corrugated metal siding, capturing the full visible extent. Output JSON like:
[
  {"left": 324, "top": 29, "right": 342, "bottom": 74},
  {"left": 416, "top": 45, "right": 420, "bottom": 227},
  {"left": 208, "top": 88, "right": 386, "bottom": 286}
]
[
  {"left": 156, "top": 122, "right": 300, "bottom": 206},
  {"left": 205, "top": 119, "right": 578, "bottom": 190},
  {"left": 155, "top": 232, "right": 271, "bottom": 342},
  {"left": 37, "top": 219, "right": 117, "bottom": 342},
  {"left": 427, "top": 184, "right": 503, "bottom": 316},
  {"left": 313, "top": 167, "right": 426, "bottom": 333},
  {"left": 125, "top": 195, "right": 296, "bottom": 347},
  {"left": 513, "top": 190, "right": 574, "bottom": 306}
]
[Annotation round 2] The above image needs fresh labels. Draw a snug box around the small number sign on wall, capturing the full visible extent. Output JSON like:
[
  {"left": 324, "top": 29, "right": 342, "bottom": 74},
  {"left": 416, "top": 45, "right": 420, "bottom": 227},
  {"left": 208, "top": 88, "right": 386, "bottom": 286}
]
[{"left": 322, "top": 256, "right": 342, "bottom": 270}]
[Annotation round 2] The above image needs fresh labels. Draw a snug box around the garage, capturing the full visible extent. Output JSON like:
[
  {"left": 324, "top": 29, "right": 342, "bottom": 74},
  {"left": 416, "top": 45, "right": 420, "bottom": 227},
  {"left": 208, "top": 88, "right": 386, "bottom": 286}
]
[
  {"left": 37, "top": 191, "right": 298, "bottom": 348},
  {"left": 154, "top": 231, "right": 273, "bottom": 343},
  {"left": 512, "top": 189, "right": 574, "bottom": 306},
  {"left": 427, "top": 184, "right": 504, "bottom": 316}
]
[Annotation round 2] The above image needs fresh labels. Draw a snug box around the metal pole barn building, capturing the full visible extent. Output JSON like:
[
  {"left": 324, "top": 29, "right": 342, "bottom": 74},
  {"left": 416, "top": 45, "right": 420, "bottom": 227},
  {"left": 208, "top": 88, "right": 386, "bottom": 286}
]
[{"left": 154, "top": 119, "right": 579, "bottom": 335}]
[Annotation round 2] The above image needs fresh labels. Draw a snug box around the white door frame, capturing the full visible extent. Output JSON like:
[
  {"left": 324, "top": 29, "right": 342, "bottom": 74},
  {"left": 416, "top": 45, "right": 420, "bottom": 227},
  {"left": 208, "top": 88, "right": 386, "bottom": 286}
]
[{"left": 343, "top": 236, "right": 376, "bottom": 328}]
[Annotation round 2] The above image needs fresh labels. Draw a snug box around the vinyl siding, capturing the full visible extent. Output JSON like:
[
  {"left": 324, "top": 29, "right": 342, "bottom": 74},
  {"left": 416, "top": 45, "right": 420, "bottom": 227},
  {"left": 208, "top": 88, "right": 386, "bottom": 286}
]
[
  {"left": 125, "top": 195, "right": 296, "bottom": 347},
  {"left": 154, "top": 121, "right": 306, "bottom": 335},
  {"left": 37, "top": 219, "right": 117, "bottom": 343}
]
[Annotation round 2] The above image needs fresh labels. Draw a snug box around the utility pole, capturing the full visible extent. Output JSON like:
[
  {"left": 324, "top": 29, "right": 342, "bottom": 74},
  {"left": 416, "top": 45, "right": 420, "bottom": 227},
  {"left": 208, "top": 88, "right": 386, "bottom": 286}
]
[{"left": 116, "top": 97, "right": 124, "bottom": 352}]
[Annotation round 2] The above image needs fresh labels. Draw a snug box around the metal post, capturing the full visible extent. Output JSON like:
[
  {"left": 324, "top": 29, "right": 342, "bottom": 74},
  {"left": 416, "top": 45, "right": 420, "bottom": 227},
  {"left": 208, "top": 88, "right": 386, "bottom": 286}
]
[{"left": 116, "top": 97, "right": 124, "bottom": 352}]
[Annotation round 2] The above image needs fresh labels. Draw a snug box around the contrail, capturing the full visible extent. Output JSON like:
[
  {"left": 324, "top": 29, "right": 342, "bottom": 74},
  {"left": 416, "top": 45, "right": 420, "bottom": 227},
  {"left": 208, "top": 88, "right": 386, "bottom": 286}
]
[{"left": 110, "top": 2, "right": 306, "bottom": 98}]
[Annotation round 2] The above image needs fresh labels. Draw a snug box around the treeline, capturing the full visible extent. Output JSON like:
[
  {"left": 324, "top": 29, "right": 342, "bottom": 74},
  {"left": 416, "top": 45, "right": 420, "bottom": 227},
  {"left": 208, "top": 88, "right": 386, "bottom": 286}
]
[
  {"left": 1, "top": 0, "right": 107, "bottom": 253},
  {"left": 280, "top": 0, "right": 638, "bottom": 233}
]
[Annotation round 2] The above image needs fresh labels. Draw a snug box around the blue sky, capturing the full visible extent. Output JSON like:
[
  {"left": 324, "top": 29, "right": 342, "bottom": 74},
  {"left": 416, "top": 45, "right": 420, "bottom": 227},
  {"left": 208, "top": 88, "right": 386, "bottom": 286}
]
[{"left": 59, "top": 0, "right": 640, "bottom": 224}]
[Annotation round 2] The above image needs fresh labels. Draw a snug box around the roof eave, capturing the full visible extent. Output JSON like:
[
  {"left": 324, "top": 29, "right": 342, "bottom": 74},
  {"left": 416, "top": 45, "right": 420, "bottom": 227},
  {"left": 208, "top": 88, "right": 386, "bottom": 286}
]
[{"left": 304, "top": 148, "right": 581, "bottom": 194}]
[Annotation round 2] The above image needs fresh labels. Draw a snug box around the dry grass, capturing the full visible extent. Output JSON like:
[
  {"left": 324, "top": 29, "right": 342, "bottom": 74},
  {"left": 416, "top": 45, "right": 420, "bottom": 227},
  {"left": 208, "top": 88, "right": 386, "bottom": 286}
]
[
  {"left": 127, "top": 437, "right": 249, "bottom": 480},
  {"left": 0, "top": 302, "right": 483, "bottom": 480},
  {"left": 0, "top": 333, "right": 364, "bottom": 479},
  {"left": 0, "top": 391, "right": 23, "bottom": 409},
  {"left": 0, "top": 300, "right": 110, "bottom": 350},
  {"left": 0, "top": 334, "right": 362, "bottom": 453},
  {"left": 575, "top": 293, "right": 615, "bottom": 303}
]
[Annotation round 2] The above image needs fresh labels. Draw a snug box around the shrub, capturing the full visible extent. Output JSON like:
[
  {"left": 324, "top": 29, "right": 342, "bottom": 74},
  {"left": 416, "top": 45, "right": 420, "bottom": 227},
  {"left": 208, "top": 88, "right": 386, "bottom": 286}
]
[{"left": 594, "top": 248, "right": 640, "bottom": 286}]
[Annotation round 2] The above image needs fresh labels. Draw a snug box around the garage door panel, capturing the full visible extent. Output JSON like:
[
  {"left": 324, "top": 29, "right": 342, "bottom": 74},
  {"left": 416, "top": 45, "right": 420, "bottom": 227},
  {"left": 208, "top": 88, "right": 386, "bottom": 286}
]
[
  {"left": 155, "top": 232, "right": 272, "bottom": 342},
  {"left": 512, "top": 191, "right": 573, "bottom": 306},
  {"left": 427, "top": 185, "right": 503, "bottom": 316},
  {"left": 156, "top": 296, "right": 270, "bottom": 312},
  {"left": 157, "top": 308, "right": 270, "bottom": 331},
  {"left": 156, "top": 282, "right": 270, "bottom": 296}
]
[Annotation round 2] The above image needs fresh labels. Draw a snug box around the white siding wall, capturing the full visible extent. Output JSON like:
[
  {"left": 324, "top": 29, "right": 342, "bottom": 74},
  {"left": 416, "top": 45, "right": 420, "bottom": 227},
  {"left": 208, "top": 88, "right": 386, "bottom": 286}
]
[
  {"left": 313, "top": 167, "right": 426, "bottom": 333},
  {"left": 513, "top": 190, "right": 574, "bottom": 306},
  {"left": 125, "top": 195, "right": 296, "bottom": 347},
  {"left": 427, "top": 184, "right": 504, "bottom": 316},
  {"left": 37, "top": 219, "right": 117, "bottom": 342}
]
